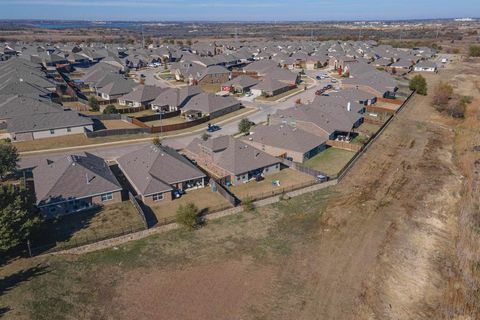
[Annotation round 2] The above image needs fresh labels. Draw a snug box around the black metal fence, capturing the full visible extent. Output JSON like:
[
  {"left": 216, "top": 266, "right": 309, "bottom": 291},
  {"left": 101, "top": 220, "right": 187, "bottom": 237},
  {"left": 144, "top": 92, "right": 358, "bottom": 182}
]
[
  {"left": 239, "top": 179, "right": 321, "bottom": 203},
  {"left": 28, "top": 225, "right": 147, "bottom": 256}
]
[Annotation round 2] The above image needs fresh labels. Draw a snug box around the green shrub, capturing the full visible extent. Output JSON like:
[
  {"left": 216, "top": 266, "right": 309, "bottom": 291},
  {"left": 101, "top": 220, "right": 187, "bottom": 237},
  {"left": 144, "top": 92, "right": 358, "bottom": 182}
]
[
  {"left": 103, "top": 105, "right": 118, "bottom": 114},
  {"left": 176, "top": 203, "right": 199, "bottom": 230},
  {"left": 409, "top": 74, "right": 428, "bottom": 95},
  {"left": 469, "top": 45, "right": 480, "bottom": 57},
  {"left": 242, "top": 197, "right": 255, "bottom": 212}
]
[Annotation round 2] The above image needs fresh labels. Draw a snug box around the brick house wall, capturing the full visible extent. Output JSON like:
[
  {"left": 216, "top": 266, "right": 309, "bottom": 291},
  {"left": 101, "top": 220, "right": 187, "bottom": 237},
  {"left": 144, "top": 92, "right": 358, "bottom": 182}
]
[{"left": 142, "top": 190, "right": 173, "bottom": 206}]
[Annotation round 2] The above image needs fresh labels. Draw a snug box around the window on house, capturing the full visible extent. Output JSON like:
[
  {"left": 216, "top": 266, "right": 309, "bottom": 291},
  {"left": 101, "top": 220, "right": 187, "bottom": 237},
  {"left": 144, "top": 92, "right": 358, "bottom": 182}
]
[
  {"left": 152, "top": 193, "right": 164, "bottom": 202},
  {"left": 265, "top": 168, "right": 269, "bottom": 172},
  {"left": 50, "top": 129, "right": 55, "bottom": 134},
  {"left": 49, "top": 207, "right": 56, "bottom": 213},
  {"left": 101, "top": 193, "right": 113, "bottom": 201},
  {"left": 67, "top": 127, "right": 71, "bottom": 132}
]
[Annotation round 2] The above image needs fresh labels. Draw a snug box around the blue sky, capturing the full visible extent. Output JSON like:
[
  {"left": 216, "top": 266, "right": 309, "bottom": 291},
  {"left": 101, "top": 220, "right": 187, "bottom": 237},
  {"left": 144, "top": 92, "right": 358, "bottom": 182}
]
[{"left": 0, "top": 0, "right": 478, "bottom": 21}]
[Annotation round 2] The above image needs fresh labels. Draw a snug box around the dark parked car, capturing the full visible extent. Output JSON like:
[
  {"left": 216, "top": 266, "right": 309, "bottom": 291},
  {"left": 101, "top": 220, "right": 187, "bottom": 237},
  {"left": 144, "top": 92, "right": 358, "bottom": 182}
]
[{"left": 207, "top": 123, "right": 221, "bottom": 132}]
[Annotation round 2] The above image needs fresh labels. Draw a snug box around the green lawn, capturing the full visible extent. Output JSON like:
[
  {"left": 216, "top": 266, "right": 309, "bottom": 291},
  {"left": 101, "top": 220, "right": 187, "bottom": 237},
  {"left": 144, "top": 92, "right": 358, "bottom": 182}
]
[
  {"left": 304, "top": 147, "right": 356, "bottom": 177},
  {"left": 228, "top": 168, "right": 315, "bottom": 201}
]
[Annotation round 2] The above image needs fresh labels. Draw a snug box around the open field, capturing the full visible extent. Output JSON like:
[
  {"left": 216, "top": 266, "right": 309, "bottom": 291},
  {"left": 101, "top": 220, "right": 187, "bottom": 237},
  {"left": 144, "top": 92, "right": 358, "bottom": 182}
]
[
  {"left": 2, "top": 57, "right": 480, "bottom": 320},
  {"left": 228, "top": 168, "right": 315, "bottom": 200},
  {"left": 304, "top": 147, "right": 356, "bottom": 176}
]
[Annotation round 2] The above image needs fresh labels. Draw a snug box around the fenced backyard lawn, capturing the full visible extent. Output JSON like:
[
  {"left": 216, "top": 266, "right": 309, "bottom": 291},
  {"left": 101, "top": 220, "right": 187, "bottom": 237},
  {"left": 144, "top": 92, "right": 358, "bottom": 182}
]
[
  {"left": 227, "top": 168, "right": 315, "bottom": 201},
  {"left": 31, "top": 201, "right": 146, "bottom": 251},
  {"left": 101, "top": 119, "right": 139, "bottom": 129},
  {"left": 150, "top": 187, "right": 232, "bottom": 223},
  {"left": 356, "top": 121, "right": 384, "bottom": 137},
  {"left": 304, "top": 147, "right": 356, "bottom": 177},
  {"left": 145, "top": 115, "right": 187, "bottom": 126}
]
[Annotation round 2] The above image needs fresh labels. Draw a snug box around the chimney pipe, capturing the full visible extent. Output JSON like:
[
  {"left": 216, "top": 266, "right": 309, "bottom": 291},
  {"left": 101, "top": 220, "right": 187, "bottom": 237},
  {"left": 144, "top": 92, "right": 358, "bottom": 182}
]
[{"left": 347, "top": 102, "right": 351, "bottom": 112}]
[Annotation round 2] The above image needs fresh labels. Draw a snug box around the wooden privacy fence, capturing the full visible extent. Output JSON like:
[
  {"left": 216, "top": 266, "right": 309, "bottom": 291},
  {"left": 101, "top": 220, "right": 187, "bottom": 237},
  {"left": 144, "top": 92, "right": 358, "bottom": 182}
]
[
  {"left": 150, "top": 116, "right": 210, "bottom": 133},
  {"left": 326, "top": 140, "right": 363, "bottom": 152},
  {"left": 85, "top": 128, "right": 150, "bottom": 138},
  {"left": 211, "top": 178, "right": 241, "bottom": 206},
  {"left": 134, "top": 110, "right": 180, "bottom": 123}
]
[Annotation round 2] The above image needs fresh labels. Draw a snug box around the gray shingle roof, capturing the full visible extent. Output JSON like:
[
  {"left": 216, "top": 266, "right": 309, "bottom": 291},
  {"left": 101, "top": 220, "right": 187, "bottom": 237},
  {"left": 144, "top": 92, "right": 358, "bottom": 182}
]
[
  {"left": 119, "top": 85, "right": 165, "bottom": 103},
  {"left": 182, "top": 93, "right": 240, "bottom": 115},
  {"left": 117, "top": 144, "right": 206, "bottom": 196},
  {"left": 186, "top": 136, "right": 281, "bottom": 176},
  {"left": 243, "top": 123, "right": 328, "bottom": 153},
  {"left": 33, "top": 152, "right": 122, "bottom": 206},
  {"left": 0, "top": 94, "right": 62, "bottom": 119},
  {"left": 8, "top": 110, "right": 93, "bottom": 133}
]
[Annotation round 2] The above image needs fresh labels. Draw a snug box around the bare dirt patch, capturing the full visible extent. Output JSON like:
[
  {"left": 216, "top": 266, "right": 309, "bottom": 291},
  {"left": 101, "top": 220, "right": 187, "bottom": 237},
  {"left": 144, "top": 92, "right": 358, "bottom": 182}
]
[{"left": 111, "top": 258, "right": 277, "bottom": 320}]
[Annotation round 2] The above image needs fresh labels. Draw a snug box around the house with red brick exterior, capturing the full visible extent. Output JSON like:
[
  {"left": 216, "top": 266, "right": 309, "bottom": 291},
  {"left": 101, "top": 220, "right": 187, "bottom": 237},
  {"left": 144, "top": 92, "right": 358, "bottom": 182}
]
[
  {"left": 32, "top": 153, "right": 123, "bottom": 218},
  {"left": 117, "top": 145, "right": 207, "bottom": 206},
  {"left": 184, "top": 135, "right": 281, "bottom": 186}
]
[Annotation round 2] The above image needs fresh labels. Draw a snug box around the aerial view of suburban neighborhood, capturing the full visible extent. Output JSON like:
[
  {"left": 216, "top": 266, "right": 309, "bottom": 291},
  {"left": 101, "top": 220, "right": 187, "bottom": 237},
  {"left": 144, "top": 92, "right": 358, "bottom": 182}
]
[{"left": 0, "top": 1, "right": 479, "bottom": 319}]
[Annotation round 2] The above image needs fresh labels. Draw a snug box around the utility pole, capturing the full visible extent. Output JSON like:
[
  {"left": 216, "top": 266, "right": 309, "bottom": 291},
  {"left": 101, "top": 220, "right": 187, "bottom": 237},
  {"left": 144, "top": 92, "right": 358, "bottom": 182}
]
[{"left": 141, "top": 24, "right": 145, "bottom": 48}]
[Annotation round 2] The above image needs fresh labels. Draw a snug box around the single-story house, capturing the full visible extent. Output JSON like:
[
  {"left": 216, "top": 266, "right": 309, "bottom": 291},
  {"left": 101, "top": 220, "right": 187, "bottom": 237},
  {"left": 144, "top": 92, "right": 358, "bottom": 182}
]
[
  {"left": 96, "top": 78, "right": 136, "bottom": 102},
  {"left": 270, "top": 96, "right": 364, "bottom": 139},
  {"left": 118, "top": 85, "right": 165, "bottom": 108},
  {"left": 117, "top": 144, "right": 207, "bottom": 205},
  {"left": 221, "top": 75, "right": 260, "bottom": 93},
  {"left": 185, "top": 135, "right": 282, "bottom": 185},
  {"left": 413, "top": 61, "right": 437, "bottom": 72},
  {"left": 181, "top": 93, "right": 242, "bottom": 119},
  {"left": 8, "top": 110, "right": 93, "bottom": 141},
  {"left": 251, "top": 77, "right": 293, "bottom": 97},
  {"left": 242, "top": 123, "right": 328, "bottom": 163},
  {"left": 33, "top": 153, "right": 123, "bottom": 218},
  {"left": 150, "top": 85, "right": 202, "bottom": 113}
]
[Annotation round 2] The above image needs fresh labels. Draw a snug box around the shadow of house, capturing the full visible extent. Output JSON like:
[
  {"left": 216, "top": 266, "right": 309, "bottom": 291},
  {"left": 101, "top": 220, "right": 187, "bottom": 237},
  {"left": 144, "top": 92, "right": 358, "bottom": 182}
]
[
  {"left": 28, "top": 206, "right": 103, "bottom": 254},
  {"left": 109, "top": 164, "right": 158, "bottom": 227}
]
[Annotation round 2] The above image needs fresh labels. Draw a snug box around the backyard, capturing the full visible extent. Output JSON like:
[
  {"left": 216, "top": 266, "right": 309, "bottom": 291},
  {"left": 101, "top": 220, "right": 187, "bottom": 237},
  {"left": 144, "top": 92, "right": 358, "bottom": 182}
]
[
  {"left": 150, "top": 187, "right": 232, "bottom": 223},
  {"left": 227, "top": 168, "right": 315, "bottom": 201},
  {"left": 101, "top": 120, "right": 139, "bottom": 130},
  {"left": 31, "top": 201, "right": 146, "bottom": 251},
  {"left": 304, "top": 147, "right": 356, "bottom": 177},
  {"left": 144, "top": 115, "right": 187, "bottom": 127}
]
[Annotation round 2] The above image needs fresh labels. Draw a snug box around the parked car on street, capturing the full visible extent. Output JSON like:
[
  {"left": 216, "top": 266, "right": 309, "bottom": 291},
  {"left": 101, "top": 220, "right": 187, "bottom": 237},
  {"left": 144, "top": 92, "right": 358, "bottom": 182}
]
[{"left": 207, "top": 123, "right": 221, "bottom": 132}]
